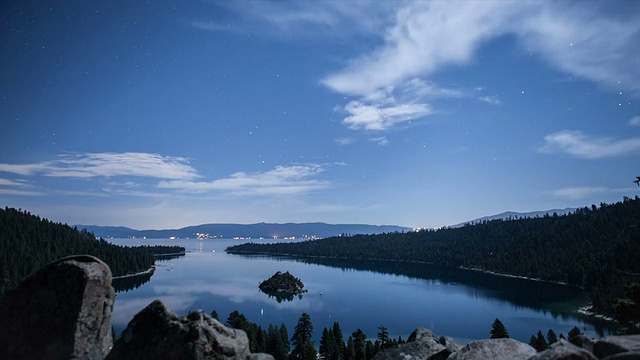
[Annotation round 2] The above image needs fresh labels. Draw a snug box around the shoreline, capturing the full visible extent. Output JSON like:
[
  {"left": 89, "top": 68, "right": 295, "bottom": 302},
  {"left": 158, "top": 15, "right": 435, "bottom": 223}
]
[
  {"left": 112, "top": 266, "right": 155, "bottom": 279},
  {"left": 154, "top": 252, "right": 186, "bottom": 257},
  {"left": 577, "top": 305, "right": 616, "bottom": 322}
]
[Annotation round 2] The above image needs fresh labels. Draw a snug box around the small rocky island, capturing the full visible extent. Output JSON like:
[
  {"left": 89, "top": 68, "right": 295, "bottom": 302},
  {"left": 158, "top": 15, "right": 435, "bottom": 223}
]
[{"left": 258, "top": 271, "right": 307, "bottom": 296}]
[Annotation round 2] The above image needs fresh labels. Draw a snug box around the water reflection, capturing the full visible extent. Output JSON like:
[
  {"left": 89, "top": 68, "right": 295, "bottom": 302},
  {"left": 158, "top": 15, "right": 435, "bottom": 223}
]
[
  {"left": 109, "top": 238, "right": 618, "bottom": 343},
  {"left": 112, "top": 272, "right": 154, "bottom": 293},
  {"left": 260, "top": 289, "right": 304, "bottom": 303},
  {"left": 234, "top": 254, "right": 616, "bottom": 336}
]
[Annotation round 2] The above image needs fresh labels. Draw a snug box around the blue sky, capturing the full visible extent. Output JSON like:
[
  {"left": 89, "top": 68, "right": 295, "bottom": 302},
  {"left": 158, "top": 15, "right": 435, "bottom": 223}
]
[{"left": 1, "top": 1, "right": 639, "bottom": 230}]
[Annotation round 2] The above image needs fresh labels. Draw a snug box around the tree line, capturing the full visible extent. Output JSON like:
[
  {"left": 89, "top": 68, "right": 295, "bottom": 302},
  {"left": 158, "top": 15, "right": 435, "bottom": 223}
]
[
  {"left": 490, "top": 318, "right": 587, "bottom": 352},
  {"left": 0, "top": 207, "right": 184, "bottom": 297},
  {"left": 204, "top": 310, "right": 605, "bottom": 359},
  {"left": 228, "top": 197, "right": 640, "bottom": 314},
  {"left": 203, "top": 309, "right": 405, "bottom": 360}
]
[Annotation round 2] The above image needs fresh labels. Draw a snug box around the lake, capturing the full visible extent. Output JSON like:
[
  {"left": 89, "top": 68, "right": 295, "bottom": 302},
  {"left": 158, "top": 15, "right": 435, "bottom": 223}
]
[{"left": 110, "top": 238, "right": 618, "bottom": 344}]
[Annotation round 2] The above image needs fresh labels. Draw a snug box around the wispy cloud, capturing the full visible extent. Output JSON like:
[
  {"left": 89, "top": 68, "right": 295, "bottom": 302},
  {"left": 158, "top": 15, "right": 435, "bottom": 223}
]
[
  {"left": 158, "top": 164, "right": 329, "bottom": 196},
  {"left": 0, "top": 153, "right": 199, "bottom": 180},
  {"left": 334, "top": 137, "right": 356, "bottom": 146},
  {"left": 0, "top": 178, "right": 29, "bottom": 187},
  {"left": 322, "top": 1, "right": 517, "bottom": 97},
  {"left": 552, "top": 186, "right": 608, "bottom": 200},
  {"left": 478, "top": 96, "right": 501, "bottom": 105},
  {"left": 196, "top": 1, "right": 395, "bottom": 37},
  {"left": 341, "top": 100, "right": 432, "bottom": 131},
  {"left": 540, "top": 130, "right": 640, "bottom": 159},
  {"left": 0, "top": 153, "right": 333, "bottom": 198},
  {"left": 629, "top": 116, "right": 640, "bottom": 127},
  {"left": 316, "top": 1, "right": 639, "bottom": 130},
  {"left": 369, "top": 137, "right": 389, "bottom": 146},
  {"left": 0, "top": 178, "right": 41, "bottom": 196}
]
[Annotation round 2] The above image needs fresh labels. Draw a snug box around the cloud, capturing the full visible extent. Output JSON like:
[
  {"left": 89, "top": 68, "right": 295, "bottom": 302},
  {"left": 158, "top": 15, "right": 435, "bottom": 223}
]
[
  {"left": 198, "top": 1, "right": 395, "bottom": 37},
  {"left": 322, "top": 2, "right": 640, "bottom": 96},
  {"left": 552, "top": 186, "right": 608, "bottom": 200},
  {"left": 540, "top": 130, "right": 640, "bottom": 159},
  {"left": 0, "top": 178, "right": 29, "bottom": 187},
  {"left": 514, "top": 2, "right": 640, "bottom": 94},
  {"left": 0, "top": 152, "right": 200, "bottom": 180},
  {"left": 334, "top": 137, "right": 356, "bottom": 146},
  {"left": 315, "top": 1, "right": 640, "bottom": 131},
  {"left": 158, "top": 164, "right": 329, "bottom": 196},
  {"left": 341, "top": 100, "right": 433, "bottom": 131},
  {"left": 322, "top": 1, "right": 518, "bottom": 97},
  {"left": 0, "top": 178, "right": 41, "bottom": 196},
  {"left": 478, "top": 96, "right": 501, "bottom": 105},
  {"left": 369, "top": 137, "right": 389, "bottom": 146},
  {"left": 0, "top": 188, "right": 42, "bottom": 196},
  {"left": 629, "top": 116, "right": 640, "bottom": 127}
]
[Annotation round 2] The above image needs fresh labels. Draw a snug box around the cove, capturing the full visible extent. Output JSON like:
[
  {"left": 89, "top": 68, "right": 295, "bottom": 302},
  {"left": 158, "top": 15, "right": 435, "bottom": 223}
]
[{"left": 110, "top": 238, "right": 618, "bottom": 344}]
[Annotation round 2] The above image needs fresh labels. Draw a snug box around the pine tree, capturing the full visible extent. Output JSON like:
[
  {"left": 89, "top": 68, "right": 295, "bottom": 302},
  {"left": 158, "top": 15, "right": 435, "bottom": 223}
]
[
  {"left": 567, "top": 326, "right": 582, "bottom": 345},
  {"left": 345, "top": 337, "right": 355, "bottom": 360},
  {"left": 535, "top": 330, "right": 549, "bottom": 351},
  {"left": 320, "top": 328, "right": 331, "bottom": 360},
  {"left": 377, "top": 325, "right": 389, "bottom": 347},
  {"left": 351, "top": 329, "right": 367, "bottom": 360},
  {"left": 546, "top": 329, "right": 558, "bottom": 345},
  {"left": 489, "top": 318, "right": 509, "bottom": 339},
  {"left": 291, "top": 313, "right": 316, "bottom": 360},
  {"left": 332, "top": 322, "right": 345, "bottom": 360}
]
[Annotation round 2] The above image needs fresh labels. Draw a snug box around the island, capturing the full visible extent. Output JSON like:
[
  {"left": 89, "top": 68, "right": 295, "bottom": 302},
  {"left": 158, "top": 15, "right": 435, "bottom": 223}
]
[{"left": 258, "top": 271, "right": 307, "bottom": 300}]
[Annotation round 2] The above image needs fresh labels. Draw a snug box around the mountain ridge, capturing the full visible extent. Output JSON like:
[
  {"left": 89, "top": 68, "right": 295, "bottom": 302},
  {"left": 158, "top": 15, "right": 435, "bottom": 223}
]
[
  {"left": 76, "top": 222, "right": 412, "bottom": 239},
  {"left": 450, "top": 208, "right": 577, "bottom": 228}
]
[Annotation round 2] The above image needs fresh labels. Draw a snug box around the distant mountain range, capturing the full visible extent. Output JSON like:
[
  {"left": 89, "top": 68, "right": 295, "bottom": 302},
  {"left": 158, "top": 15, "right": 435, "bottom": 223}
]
[
  {"left": 450, "top": 208, "right": 577, "bottom": 228},
  {"left": 76, "top": 222, "right": 413, "bottom": 239}
]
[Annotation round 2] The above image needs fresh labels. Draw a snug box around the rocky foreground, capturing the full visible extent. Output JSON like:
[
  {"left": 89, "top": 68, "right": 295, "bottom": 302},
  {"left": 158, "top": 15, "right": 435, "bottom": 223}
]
[{"left": 0, "top": 255, "right": 639, "bottom": 360}]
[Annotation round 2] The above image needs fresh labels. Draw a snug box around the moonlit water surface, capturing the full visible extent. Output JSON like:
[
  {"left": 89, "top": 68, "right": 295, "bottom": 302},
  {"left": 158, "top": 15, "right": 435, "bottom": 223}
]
[{"left": 111, "top": 238, "right": 617, "bottom": 344}]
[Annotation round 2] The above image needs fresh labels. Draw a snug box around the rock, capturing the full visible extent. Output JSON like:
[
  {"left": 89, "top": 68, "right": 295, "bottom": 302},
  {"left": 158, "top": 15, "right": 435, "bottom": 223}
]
[
  {"left": 572, "top": 334, "right": 595, "bottom": 353},
  {"left": 447, "top": 338, "right": 537, "bottom": 360},
  {"left": 593, "top": 335, "right": 640, "bottom": 359},
  {"left": 106, "top": 300, "right": 274, "bottom": 360},
  {"left": 528, "top": 339, "right": 597, "bottom": 360},
  {"left": 258, "top": 271, "right": 307, "bottom": 295},
  {"left": 0, "top": 255, "right": 115, "bottom": 360},
  {"left": 601, "top": 352, "right": 640, "bottom": 360},
  {"left": 372, "top": 328, "right": 451, "bottom": 360},
  {"left": 439, "top": 335, "right": 460, "bottom": 352}
]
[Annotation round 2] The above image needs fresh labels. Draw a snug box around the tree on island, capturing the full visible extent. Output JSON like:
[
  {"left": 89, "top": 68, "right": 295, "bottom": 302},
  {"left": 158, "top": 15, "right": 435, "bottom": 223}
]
[
  {"left": 291, "top": 313, "right": 316, "bottom": 360},
  {"left": 490, "top": 318, "right": 509, "bottom": 339}
]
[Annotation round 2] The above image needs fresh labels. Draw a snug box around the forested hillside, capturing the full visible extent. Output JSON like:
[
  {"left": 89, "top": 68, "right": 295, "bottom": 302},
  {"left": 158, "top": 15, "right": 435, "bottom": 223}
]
[
  {"left": 0, "top": 207, "right": 183, "bottom": 296},
  {"left": 228, "top": 196, "right": 640, "bottom": 313}
]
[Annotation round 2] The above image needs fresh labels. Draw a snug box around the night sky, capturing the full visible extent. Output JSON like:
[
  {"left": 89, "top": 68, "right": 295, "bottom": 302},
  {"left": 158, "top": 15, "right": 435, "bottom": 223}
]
[{"left": 1, "top": 1, "right": 639, "bottom": 229}]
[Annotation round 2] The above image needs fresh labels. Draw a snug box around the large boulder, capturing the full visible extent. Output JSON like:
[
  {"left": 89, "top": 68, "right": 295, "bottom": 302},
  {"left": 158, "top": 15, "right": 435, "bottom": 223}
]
[
  {"left": 0, "top": 255, "right": 115, "bottom": 360},
  {"left": 439, "top": 335, "right": 460, "bottom": 353},
  {"left": 593, "top": 335, "right": 640, "bottom": 359},
  {"left": 106, "top": 300, "right": 274, "bottom": 360},
  {"left": 447, "top": 338, "right": 537, "bottom": 360},
  {"left": 528, "top": 339, "right": 597, "bottom": 360},
  {"left": 372, "top": 328, "right": 451, "bottom": 360}
]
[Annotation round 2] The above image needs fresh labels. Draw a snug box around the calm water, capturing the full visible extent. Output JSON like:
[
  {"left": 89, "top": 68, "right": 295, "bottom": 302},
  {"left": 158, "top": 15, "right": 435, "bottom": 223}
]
[{"left": 110, "top": 238, "right": 617, "bottom": 344}]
